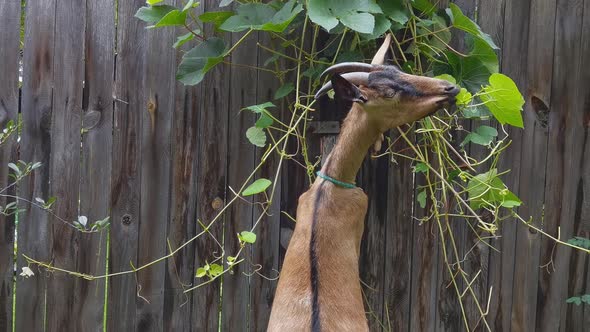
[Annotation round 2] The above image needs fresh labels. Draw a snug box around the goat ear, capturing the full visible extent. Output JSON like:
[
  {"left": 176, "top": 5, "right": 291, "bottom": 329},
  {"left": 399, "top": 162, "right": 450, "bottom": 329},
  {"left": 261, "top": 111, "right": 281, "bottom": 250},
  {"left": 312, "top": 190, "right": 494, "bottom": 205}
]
[{"left": 331, "top": 74, "right": 367, "bottom": 104}]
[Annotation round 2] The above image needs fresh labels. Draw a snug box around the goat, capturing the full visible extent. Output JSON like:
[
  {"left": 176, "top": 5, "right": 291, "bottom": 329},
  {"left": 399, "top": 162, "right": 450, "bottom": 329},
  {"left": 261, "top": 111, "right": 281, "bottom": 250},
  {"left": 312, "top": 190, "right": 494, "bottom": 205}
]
[{"left": 268, "top": 35, "right": 459, "bottom": 332}]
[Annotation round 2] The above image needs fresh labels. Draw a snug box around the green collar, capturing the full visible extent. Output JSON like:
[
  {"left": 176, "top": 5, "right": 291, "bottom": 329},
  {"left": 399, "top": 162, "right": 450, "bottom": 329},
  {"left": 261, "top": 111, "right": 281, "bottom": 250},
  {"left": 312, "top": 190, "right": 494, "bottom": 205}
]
[{"left": 316, "top": 171, "right": 357, "bottom": 189}]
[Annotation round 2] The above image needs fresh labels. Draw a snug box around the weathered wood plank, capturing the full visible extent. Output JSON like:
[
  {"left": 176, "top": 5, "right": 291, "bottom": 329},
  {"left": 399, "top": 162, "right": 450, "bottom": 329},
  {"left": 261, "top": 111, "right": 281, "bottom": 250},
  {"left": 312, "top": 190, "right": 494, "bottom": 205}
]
[
  {"left": 383, "top": 133, "right": 414, "bottom": 332},
  {"left": 358, "top": 155, "right": 388, "bottom": 330},
  {"left": 108, "top": 0, "right": 145, "bottom": 329},
  {"left": 15, "top": 0, "right": 57, "bottom": 330},
  {"left": 163, "top": 16, "right": 200, "bottom": 332},
  {"left": 250, "top": 34, "right": 282, "bottom": 331},
  {"left": 134, "top": 1, "right": 176, "bottom": 328},
  {"left": 190, "top": 1, "right": 231, "bottom": 329},
  {"left": 566, "top": 2, "right": 590, "bottom": 330},
  {"left": 221, "top": 27, "right": 258, "bottom": 331},
  {"left": 506, "top": 0, "right": 557, "bottom": 331},
  {"left": 537, "top": 0, "right": 586, "bottom": 331},
  {"left": 486, "top": 0, "right": 531, "bottom": 330},
  {"left": 0, "top": 1, "right": 20, "bottom": 331},
  {"left": 74, "top": 0, "right": 115, "bottom": 330}
]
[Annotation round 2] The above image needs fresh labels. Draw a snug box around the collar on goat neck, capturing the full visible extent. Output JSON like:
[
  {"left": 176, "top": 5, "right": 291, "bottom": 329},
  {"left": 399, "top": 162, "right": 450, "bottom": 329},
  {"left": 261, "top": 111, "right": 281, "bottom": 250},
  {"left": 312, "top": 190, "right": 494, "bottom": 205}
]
[{"left": 319, "top": 103, "right": 382, "bottom": 185}]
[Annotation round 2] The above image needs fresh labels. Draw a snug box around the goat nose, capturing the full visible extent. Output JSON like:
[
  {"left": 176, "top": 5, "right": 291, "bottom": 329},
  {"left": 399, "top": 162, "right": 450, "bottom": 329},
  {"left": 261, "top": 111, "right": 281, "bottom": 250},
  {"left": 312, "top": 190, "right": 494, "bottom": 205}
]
[{"left": 444, "top": 85, "right": 460, "bottom": 96}]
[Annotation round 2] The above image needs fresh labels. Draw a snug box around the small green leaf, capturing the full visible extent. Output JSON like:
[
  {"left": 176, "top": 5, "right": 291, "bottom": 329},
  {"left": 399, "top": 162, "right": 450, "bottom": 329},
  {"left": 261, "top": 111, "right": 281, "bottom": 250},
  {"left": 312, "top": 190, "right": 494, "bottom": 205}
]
[
  {"left": 461, "top": 125, "right": 498, "bottom": 147},
  {"left": 147, "top": 0, "right": 163, "bottom": 5},
  {"left": 480, "top": 73, "right": 525, "bottom": 128},
  {"left": 255, "top": 113, "right": 273, "bottom": 129},
  {"left": 566, "top": 296, "right": 582, "bottom": 305},
  {"left": 209, "top": 263, "right": 223, "bottom": 277},
  {"left": 246, "top": 126, "right": 266, "bottom": 147},
  {"left": 182, "top": 0, "right": 197, "bottom": 12},
  {"left": 220, "top": 0, "right": 233, "bottom": 7},
  {"left": 196, "top": 267, "right": 207, "bottom": 278},
  {"left": 240, "top": 231, "right": 257, "bottom": 244},
  {"left": 227, "top": 256, "right": 236, "bottom": 263},
  {"left": 199, "top": 11, "right": 234, "bottom": 28},
  {"left": 417, "top": 190, "right": 427, "bottom": 209},
  {"left": 567, "top": 237, "right": 590, "bottom": 249},
  {"left": 274, "top": 83, "right": 294, "bottom": 99},
  {"left": 151, "top": 9, "right": 187, "bottom": 28},
  {"left": 456, "top": 88, "right": 472, "bottom": 106},
  {"left": 7, "top": 163, "right": 20, "bottom": 175},
  {"left": 414, "top": 163, "right": 428, "bottom": 173},
  {"left": 135, "top": 5, "right": 176, "bottom": 23},
  {"left": 467, "top": 169, "right": 522, "bottom": 209},
  {"left": 244, "top": 102, "right": 276, "bottom": 113},
  {"left": 173, "top": 32, "right": 195, "bottom": 49},
  {"left": 242, "top": 178, "right": 272, "bottom": 196}
]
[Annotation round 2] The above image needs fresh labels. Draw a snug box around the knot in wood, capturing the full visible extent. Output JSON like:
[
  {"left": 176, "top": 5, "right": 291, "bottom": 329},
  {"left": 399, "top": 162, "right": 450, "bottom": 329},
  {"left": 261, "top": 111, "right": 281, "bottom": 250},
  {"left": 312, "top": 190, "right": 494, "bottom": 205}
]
[
  {"left": 211, "top": 197, "right": 224, "bottom": 210},
  {"left": 121, "top": 214, "right": 132, "bottom": 225}
]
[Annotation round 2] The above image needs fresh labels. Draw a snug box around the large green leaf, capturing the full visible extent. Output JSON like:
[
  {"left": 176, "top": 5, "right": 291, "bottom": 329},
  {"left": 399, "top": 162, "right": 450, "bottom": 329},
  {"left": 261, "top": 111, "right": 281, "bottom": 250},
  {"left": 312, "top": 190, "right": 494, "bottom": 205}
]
[
  {"left": 176, "top": 38, "right": 227, "bottom": 85},
  {"left": 135, "top": 5, "right": 176, "bottom": 23},
  {"left": 480, "top": 73, "right": 525, "bottom": 128},
  {"left": 151, "top": 9, "right": 187, "bottom": 28},
  {"left": 378, "top": 0, "right": 409, "bottom": 24},
  {"left": 434, "top": 51, "right": 491, "bottom": 93},
  {"left": 461, "top": 125, "right": 498, "bottom": 146},
  {"left": 246, "top": 126, "right": 266, "bottom": 147},
  {"left": 242, "top": 179, "right": 272, "bottom": 196},
  {"left": 307, "top": 0, "right": 382, "bottom": 33},
  {"left": 220, "top": 0, "right": 302, "bottom": 32},
  {"left": 446, "top": 3, "right": 498, "bottom": 49},
  {"left": 199, "top": 11, "right": 234, "bottom": 29},
  {"left": 467, "top": 169, "right": 522, "bottom": 209}
]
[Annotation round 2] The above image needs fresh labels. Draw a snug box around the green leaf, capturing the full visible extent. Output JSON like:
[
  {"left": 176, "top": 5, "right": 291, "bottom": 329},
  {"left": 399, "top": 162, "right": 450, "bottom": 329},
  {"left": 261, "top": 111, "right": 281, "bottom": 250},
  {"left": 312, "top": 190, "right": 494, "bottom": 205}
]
[
  {"left": 244, "top": 102, "right": 276, "bottom": 113},
  {"left": 147, "top": 0, "right": 163, "bottom": 5},
  {"left": 255, "top": 113, "right": 273, "bottom": 129},
  {"left": 240, "top": 231, "right": 257, "bottom": 244},
  {"left": 220, "top": 1, "right": 302, "bottom": 33},
  {"left": 173, "top": 32, "right": 195, "bottom": 49},
  {"left": 150, "top": 9, "right": 187, "bottom": 28},
  {"left": 7, "top": 163, "right": 20, "bottom": 175},
  {"left": 246, "top": 126, "right": 266, "bottom": 147},
  {"left": 466, "top": 35, "right": 499, "bottom": 73},
  {"left": 360, "top": 14, "right": 391, "bottom": 40},
  {"left": 566, "top": 296, "right": 582, "bottom": 305},
  {"left": 199, "top": 11, "right": 234, "bottom": 28},
  {"left": 467, "top": 169, "right": 522, "bottom": 209},
  {"left": 412, "top": 0, "right": 436, "bottom": 15},
  {"left": 209, "top": 263, "right": 223, "bottom": 277},
  {"left": 220, "top": 0, "right": 233, "bottom": 7},
  {"left": 340, "top": 12, "right": 374, "bottom": 34},
  {"left": 417, "top": 190, "right": 427, "bottom": 208},
  {"left": 414, "top": 162, "right": 428, "bottom": 173},
  {"left": 242, "top": 178, "right": 272, "bottom": 196},
  {"left": 434, "top": 50, "right": 492, "bottom": 93},
  {"left": 567, "top": 237, "right": 590, "bottom": 249},
  {"left": 182, "top": 0, "right": 198, "bottom": 12},
  {"left": 461, "top": 125, "right": 498, "bottom": 146},
  {"left": 480, "top": 73, "right": 525, "bottom": 128},
  {"left": 274, "top": 83, "right": 295, "bottom": 99},
  {"left": 378, "top": 0, "right": 409, "bottom": 24},
  {"left": 307, "top": 0, "right": 381, "bottom": 33},
  {"left": 176, "top": 38, "right": 227, "bottom": 85},
  {"left": 446, "top": 3, "right": 498, "bottom": 49},
  {"left": 456, "top": 88, "right": 472, "bottom": 106},
  {"left": 196, "top": 267, "right": 207, "bottom": 278},
  {"left": 135, "top": 5, "right": 176, "bottom": 23}
]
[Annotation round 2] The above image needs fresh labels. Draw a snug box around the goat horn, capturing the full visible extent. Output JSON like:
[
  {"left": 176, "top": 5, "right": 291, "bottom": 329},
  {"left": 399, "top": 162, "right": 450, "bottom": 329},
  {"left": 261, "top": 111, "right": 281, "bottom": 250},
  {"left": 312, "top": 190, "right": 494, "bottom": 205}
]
[
  {"left": 314, "top": 72, "right": 370, "bottom": 100},
  {"left": 319, "top": 62, "right": 375, "bottom": 80},
  {"left": 371, "top": 33, "right": 392, "bottom": 65}
]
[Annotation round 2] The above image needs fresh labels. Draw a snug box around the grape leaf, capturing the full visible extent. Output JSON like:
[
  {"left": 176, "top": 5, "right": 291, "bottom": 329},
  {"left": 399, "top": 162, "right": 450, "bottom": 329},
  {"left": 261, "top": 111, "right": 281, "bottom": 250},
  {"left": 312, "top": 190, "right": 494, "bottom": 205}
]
[{"left": 242, "top": 179, "right": 272, "bottom": 196}]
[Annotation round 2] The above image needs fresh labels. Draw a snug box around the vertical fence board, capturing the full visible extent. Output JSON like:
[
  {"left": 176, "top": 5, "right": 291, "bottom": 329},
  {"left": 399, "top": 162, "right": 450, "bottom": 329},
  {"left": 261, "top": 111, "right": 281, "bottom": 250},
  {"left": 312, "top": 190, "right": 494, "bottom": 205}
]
[
  {"left": 508, "top": 0, "right": 557, "bottom": 331},
  {"left": 486, "top": 0, "right": 532, "bottom": 330},
  {"left": 567, "top": 1, "right": 590, "bottom": 330},
  {"left": 75, "top": 0, "right": 115, "bottom": 330},
  {"left": 358, "top": 155, "right": 388, "bottom": 330},
  {"left": 190, "top": 1, "right": 230, "bottom": 329},
  {"left": 538, "top": 0, "right": 586, "bottom": 330},
  {"left": 108, "top": 0, "right": 144, "bottom": 329},
  {"left": 134, "top": 1, "right": 177, "bottom": 329},
  {"left": 163, "top": 14, "right": 201, "bottom": 332},
  {"left": 15, "top": 0, "right": 57, "bottom": 330},
  {"left": 250, "top": 33, "right": 281, "bottom": 331},
  {"left": 383, "top": 132, "right": 414, "bottom": 332},
  {"left": 222, "top": 28, "right": 257, "bottom": 331},
  {"left": 0, "top": 1, "right": 20, "bottom": 331}
]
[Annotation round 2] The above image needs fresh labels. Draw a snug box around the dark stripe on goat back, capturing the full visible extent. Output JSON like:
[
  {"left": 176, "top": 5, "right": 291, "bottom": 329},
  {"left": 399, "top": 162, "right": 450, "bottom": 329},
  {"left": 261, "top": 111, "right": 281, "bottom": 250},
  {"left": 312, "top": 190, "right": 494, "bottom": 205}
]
[{"left": 310, "top": 181, "right": 325, "bottom": 332}]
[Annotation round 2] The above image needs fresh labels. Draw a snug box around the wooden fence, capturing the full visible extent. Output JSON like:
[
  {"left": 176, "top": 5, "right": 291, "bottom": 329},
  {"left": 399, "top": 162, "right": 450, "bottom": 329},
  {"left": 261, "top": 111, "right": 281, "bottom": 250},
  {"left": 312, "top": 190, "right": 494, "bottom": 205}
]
[{"left": 0, "top": 0, "right": 588, "bottom": 331}]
